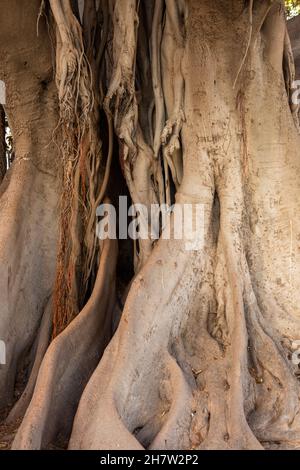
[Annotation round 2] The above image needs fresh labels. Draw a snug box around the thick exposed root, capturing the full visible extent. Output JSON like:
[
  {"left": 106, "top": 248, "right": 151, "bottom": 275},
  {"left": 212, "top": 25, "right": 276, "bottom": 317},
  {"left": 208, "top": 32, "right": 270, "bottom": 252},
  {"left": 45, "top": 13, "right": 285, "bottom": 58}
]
[
  {"left": 0, "top": 0, "right": 59, "bottom": 408},
  {"left": 6, "top": 297, "right": 53, "bottom": 424},
  {"left": 67, "top": 226, "right": 261, "bottom": 449},
  {"left": 148, "top": 354, "right": 193, "bottom": 450},
  {"left": 12, "top": 237, "right": 117, "bottom": 449}
]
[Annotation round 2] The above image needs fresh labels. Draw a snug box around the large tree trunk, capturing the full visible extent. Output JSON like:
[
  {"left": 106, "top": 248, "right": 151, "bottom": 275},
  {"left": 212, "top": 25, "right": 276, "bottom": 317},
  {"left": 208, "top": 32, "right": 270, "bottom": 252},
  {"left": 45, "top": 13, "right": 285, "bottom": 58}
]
[{"left": 1, "top": 0, "right": 300, "bottom": 451}]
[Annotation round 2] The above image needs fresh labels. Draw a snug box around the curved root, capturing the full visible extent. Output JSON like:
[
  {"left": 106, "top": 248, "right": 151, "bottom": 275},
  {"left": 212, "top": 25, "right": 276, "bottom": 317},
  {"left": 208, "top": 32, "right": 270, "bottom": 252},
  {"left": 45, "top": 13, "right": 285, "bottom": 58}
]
[
  {"left": 6, "top": 297, "right": 53, "bottom": 424},
  {"left": 12, "top": 236, "right": 117, "bottom": 449}
]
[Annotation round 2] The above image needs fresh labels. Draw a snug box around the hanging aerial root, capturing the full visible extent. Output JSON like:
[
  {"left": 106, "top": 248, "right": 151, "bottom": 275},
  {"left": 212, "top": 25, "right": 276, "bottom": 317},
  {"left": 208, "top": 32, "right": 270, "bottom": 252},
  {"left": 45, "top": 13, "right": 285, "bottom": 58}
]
[{"left": 49, "top": 0, "right": 105, "bottom": 336}]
